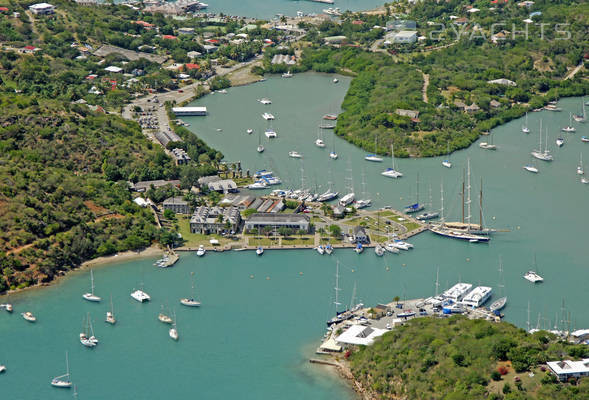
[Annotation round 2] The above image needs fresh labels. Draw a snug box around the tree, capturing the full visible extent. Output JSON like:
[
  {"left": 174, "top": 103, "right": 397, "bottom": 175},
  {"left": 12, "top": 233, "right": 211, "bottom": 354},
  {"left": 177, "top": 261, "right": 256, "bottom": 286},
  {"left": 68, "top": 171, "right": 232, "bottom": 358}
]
[
  {"left": 328, "top": 224, "right": 341, "bottom": 238},
  {"left": 262, "top": 226, "right": 273, "bottom": 237},
  {"left": 278, "top": 227, "right": 292, "bottom": 237},
  {"left": 163, "top": 209, "right": 175, "bottom": 220}
]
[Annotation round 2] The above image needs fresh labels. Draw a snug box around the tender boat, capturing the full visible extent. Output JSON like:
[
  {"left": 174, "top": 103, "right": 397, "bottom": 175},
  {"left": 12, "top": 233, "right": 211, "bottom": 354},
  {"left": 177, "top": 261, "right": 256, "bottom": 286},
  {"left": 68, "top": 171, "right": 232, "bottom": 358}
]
[
  {"left": 256, "top": 246, "right": 264, "bottom": 256},
  {"left": 21, "top": 311, "right": 36, "bottom": 322},
  {"left": 196, "top": 245, "right": 206, "bottom": 256},
  {"left": 316, "top": 245, "right": 325, "bottom": 255},
  {"left": 556, "top": 137, "right": 564, "bottom": 147},
  {"left": 442, "top": 160, "right": 452, "bottom": 168},
  {"left": 416, "top": 211, "right": 439, "bottom": 221},
  {"left": 374, "top": 245, "right": 385, "bottom": 256},
  {"left": 329, "top": 151, "right": 338, "bottom": 159},
  {"left": 333, "top": 78, "right": 339, "bottom": 83},
  {"left": 257, "top": 145, "right": 264, "bottom": 153},
  {"left": 582, "top": 136, "right": 589, "bottom": 143},
  {"left": 130, "top": 289, "right": 151, "bottom": 303},
  {"left": 325, "top": 244, "right": 333, "bottom": 255},
  {"left": 261, "top": 112, "right": 274, "bottom": 120},
  {"left": 289, "top": 151, "right": 302, "bottom": 158},
  {"left": 315, "top": 139, "right": 326, "bottom": 148},
  {"left": 354, "top": 243, "right": 363, "bottom": 254},
  {"left": 82, "top": 269, "right": 101, "bottom": 302},
  {"left": 524, "top": 270, "right": 543, "bottom": 283},
  {"left": 246, "top": 129, "right": 253, "bottom": 134},
  {"left": 489, "top": 297, "right": 507, "bottom": 312},
  {"left": 523, "top": 164, "right": 539, "bottom": 173},
  {"left": 323, "top": 114, "right": 337, "bottom": 120},
  {"left": 51, "top": 352, "right": 72, "bottom": 388},
  {"left": 364, "top": 154, "right": 383, "bottom": 162},
  {"left": 282, "top": 70, "right": 293, "bottom": 78},
  {"left": 2, "top": 303, "right": 13, "bottom": 312},
  {"left": 582, "top": 177, "right": 589, "bottom": 184}
]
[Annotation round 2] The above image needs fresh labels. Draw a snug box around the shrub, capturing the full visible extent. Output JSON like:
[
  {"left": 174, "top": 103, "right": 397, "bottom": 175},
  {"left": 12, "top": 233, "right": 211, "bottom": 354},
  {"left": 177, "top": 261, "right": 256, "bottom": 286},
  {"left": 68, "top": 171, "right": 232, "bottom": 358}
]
[{"left": 491, "top": 371, "right": 502, "bottom": 381}]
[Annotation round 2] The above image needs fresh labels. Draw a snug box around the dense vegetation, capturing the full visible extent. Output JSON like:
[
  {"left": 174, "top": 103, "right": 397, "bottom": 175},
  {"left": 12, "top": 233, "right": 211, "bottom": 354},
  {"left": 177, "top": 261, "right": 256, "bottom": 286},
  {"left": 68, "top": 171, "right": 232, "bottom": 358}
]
[
  {"left": 286, "top": 0, "right": 589, "bottom": 157},
  {"left": 350, "top": 317, "right": 589, "bottom": 400}
]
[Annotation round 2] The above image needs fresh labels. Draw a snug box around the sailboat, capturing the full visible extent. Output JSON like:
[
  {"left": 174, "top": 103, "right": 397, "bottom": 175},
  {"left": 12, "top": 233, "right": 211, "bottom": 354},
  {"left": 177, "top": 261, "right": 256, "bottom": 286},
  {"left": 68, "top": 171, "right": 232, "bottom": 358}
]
[
  {"left": 381, "top": 143, "right": 403, "bottom": 178},
  {"left": 489, "top": 256, "right": 507, "bottom": 312},
  {"left": 315, "top": 127, "right": 325, "bottom": 148},
  {"left": 169, "top": 311, "right": 179, "bottom": 341},
  {"left": 158, "top": 304, "right": 173, "bottom": 324},
  {"left": 522, "top": 112, "right": 530, "bottom": 133},
  {"left": 51, "top": 351, "right": 72, "bottom": 388},
  {"left": 354, "top": 172, "right": 371, "bottom": 209},
  {"left": 531, "top": 120, "right": 553, "bottom": 161},
  {"left": 339, "top": 162, "right": 355, "bottom": 207},
  {"left": 326, "top": 261, "right": 346, "bottom": 327},
  {"left": 82, "top": 269, "right": 101, "bottom": 302},
  {"left": 429, "top": 159, "right": 490, "bottom": 242},
  {"left": 442, "top": 141, "right": 452, "bottom": 168},
  {"left": 365, "top": 137, "right": 383, "bottom": 162},
  {"left": 329, "top": 134, "right": 338, "bottom": 159},
  {"left": 317, "top": 175, "right": 338, "bottom": 202},
  {"left": 105, "top": 294, "right": 116, "bottom": 324},
  {"left": 281, "top": 70, "right": 293, "bottom": 78},
  {"left": 561, "top": 112, "right": 576, "bottom": 132},
  {"left": 180, "top": 272, "right": 201, "bottom": 307},
  {"left": 524, "top": 255, "right": 543, "bottom": 283},
  {"left": 577, "top": 153, "right": 584, "bottom": 175},
  {"left": 556, "top": 134, "right": 565, "bottom": 147},
  {"left": 523, "top": 158, "right": 539, "bottom": 173},
  {"left": 479, "top": 131, "right": 497, "bottom": 150},
  {"left": 403, "top": 173, "right": 424, "bottom": 213},
  {"left": 256, "top": 129, "right": 264, "bottom": 153},
  {"left": 573, "top": 100, "right": 586, "bottom": 122},
  {"left": 80, "top": 313, "right": 97, "bottom": 348},
  {"left": 416, "top": 184, "right": 439, "bottom": 220}
]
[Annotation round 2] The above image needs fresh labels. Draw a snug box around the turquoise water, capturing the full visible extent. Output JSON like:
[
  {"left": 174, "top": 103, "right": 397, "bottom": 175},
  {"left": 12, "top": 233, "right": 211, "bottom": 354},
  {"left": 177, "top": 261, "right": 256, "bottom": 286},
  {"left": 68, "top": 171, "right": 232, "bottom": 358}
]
[
  {"left": 2, "top": 73, "right": 588, "bottom": 398},
  {"left": 205, "top": 0, "right": 387, "bottom": 19}
]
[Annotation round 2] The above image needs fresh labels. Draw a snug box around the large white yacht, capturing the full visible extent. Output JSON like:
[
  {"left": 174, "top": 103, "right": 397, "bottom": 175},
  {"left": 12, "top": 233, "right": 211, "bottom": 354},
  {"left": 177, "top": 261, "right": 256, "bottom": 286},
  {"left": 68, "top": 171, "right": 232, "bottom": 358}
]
[
  {"left": 261, "top": 112, "right": 274, "bottom": 120},
  {"left": 524, "top": 270, "right": 543, "bottom": 283},
  {"left": 82, "top": 269, "right": 101, "bottom": 302},
  {"left": 130, "top": 289, "right": 151, "bottom": 303}
]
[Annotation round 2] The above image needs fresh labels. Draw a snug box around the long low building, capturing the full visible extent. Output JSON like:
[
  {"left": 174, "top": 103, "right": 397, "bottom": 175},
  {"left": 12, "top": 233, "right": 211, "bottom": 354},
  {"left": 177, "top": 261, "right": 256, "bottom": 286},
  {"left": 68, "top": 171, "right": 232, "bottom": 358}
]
[
  {"left": 244, "top": 213, "right": 310, "bottom": 232},
  {"left": 190, "top": 206, "right": 241, "bottom": 234},
  {"left": 547, "top": 359, "right": 589, "bottom": 381},
  {"left": 172, "top": 107, "right": 208, "bottom": 116},
  {"left": 335, "top": 325, "right": 388, "bottom": 346}
]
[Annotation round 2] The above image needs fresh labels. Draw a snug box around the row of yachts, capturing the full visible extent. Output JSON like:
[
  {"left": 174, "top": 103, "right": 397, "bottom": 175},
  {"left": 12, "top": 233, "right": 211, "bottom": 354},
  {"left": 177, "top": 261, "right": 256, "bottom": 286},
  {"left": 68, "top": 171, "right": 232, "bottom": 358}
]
[{"left": 314, "top": 239, "right": 414, "bottom": 257}]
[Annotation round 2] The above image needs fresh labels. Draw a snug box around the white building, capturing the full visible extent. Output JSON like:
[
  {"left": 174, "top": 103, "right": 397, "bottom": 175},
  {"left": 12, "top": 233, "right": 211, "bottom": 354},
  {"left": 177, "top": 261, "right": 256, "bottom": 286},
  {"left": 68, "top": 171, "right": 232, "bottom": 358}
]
[
  {"left": 547, "top": 359, "right": 589, "bottom": 381},
  {"left": 335, "top": 325, "right": 388, "bottom": 346},
  {"left": 172, "top": 107, "right": 208, "bottom": 116},
  {"left": 387, "top": 30, "right": 417, "bottom": 44},
  {"left": 441, "top": 283, "right": 473, "bottom": 302},
  {"left": 104, "top": 66, "right": 123, "bottom": 73},
  {"left": 29, "top": 3, "right": 55, "bottom": 15},
  {"left": 461, "top": 286, "right": 492, "bottom": 307}
]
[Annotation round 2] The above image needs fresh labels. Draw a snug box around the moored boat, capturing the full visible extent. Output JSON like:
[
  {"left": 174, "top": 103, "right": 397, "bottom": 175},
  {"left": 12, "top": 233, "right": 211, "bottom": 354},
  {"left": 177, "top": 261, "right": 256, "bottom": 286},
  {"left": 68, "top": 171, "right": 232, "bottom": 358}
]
[
  {"left": 50, "top": 352, "right": 72, "bottom": 388},
  {"left": 196, "top": 245, "right": 206, "bottom": 257},
  {"left": 21, "top": 311, "right": 36, "bottom": 322},
  {"left": 256, "top": 246, "right": 264, "bottom": 256},
  {"left": 180, "top": 272, "right": 201, "bottom": 307},
  {"left": 374, "top": 244, "right": 385, "bottom": 256},
  {"left": 82, "top": 269, "right": 101, "bottom": 302}
]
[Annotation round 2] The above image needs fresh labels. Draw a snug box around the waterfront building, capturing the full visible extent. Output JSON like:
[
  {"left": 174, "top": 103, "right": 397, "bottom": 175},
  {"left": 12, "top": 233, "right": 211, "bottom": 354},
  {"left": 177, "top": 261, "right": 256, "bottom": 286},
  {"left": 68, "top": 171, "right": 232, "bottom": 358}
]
[
  {"left": 208, "top": 179, "right": 238, "bottom": 194},
  {"left": 547, "top": 359, "right": 589, "bottom": 381},
  {"left": 441, "top": 283, "right": 473, "bottom": 303},
  {"left": 352, "top": 226, "right": 369, "bottom": 244},
  {"left": 461, "top": 286, "right": 492, "bottom": 307},
  {"left": 244, "top": 213, "right": 310, "bottom": 233},
  {"left": 29, "top": 3, "right": 55, "bottom": 15},
  {"left": 163, "top": 196, "right": 191, "bottom": 214},
  {"left": 335, "top": 325, "right": 388, "bottom": 346},
  {"left": 172, "top": 107, "right": 208, "bottom": 116},
  {"left": 171, "top": 148, "right": 191, "bottom": 165},
  {"left": 190, "top": 206, "right": 241, "bottom": 234}
]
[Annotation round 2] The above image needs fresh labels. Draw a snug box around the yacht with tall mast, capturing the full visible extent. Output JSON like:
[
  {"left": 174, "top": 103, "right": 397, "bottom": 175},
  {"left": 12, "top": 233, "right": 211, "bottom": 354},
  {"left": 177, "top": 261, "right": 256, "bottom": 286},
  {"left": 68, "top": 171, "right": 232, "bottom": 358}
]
[
  {"left": 105, "top": 294, "right": 116, "bottom": 324},
  {"left": 381, "top": 143, "right": 403, "bottom": 178},
  {"left": 264, "top": 120, "right": 277, "bottom": 138},
  {"left": 51, "top": 352, "right": 73, "bottom": 388},
  {"left": 354, "top": 172, "right": 371, "bottom": 209},
  {"left": 180, "top": 272, "right": 201, "bottom": 307},
  {"left": 573, "top": 100, "right": 586, "bottom": 122},
  {"left": 317, "top": 176, "right": 338, "bottom": 202},
  {"left": 524, "top": 256, "right": 543, "bottom": 283},
  {"left": 365, "top": 138, "right": 383, "bottom": 162},
  {"left": 416, "top": 185, "right": 439, "bottom": 220},
  {"left": 339, "top": 162, "right": 355, "bottom": 207},
  {"left": 80, "top": 313, "right": 97, "bottom": 348},
  {"left": 315, "top": 127, "right": 325, "bottom": 148},
  {"left": 169, "top": 311, "right": 179, "bottom": 341},
  {"left": 442, "top": 141, "right": 452, "bottom": 168},
  {"left": 577, "top": 153, "right": 584, "bottom": 175},
  {"left": 131, "top": 280, "right": 150, "bottom": 303},
  {"left": 403, "top": 173, "right": 424, "bottom": 213},
  {"left": 257, "top": 129, "right": 264, "bottom": 153},
  {"left": 489, "top": 256, "right": 507, "bottom": 312},
  {"left": 479, "top": 131, "right": 497, "bottom": 150},
  {"left": 158, "top": 304, "right": 173, "bottom": 324},
  {"left": 82, "top": 269, "right": 101, "bottom": 302},
  {"left": 326, "top": 261, "right": 346, "bottom": 327},
  {"left": 531, "top": 120, "right": 553, "bottom": 161},
  {"left": 522, "top": 112, "right": 530, "bottom": 133},
  {"left": 561, "top": 112, "right": 576, "bottom": 132},
  {"left": 329, "top": 134, "right": 338, "bottom": 159}
]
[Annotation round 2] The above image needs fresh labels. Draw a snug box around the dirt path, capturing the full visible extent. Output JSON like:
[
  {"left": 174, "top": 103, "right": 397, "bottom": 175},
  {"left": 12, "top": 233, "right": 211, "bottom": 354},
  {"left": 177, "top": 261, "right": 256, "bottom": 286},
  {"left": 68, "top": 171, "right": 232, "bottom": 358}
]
[
  {"left": 417, "top": 69, "right": 429, "bottom": 103},
  {"left": 564, "top": 62, "right": 584, "bottom": 80}
]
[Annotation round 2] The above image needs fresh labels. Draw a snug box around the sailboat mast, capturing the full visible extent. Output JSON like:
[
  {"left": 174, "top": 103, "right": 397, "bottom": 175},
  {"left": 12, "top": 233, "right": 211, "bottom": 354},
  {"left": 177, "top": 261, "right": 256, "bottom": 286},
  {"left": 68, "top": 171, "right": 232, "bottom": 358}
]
[
  {"left": 435, "top": 266, "right": 440, "bottom": 297},
  {"left": 90, "top": 270, "right": 94, "bottom": 295},
  {"left": 466, "top": 159, "right": 471, "bottom": 230},
  {"left": 527, "top": 301, "right": 531, "bottom": 332},
  {"left": 300, "top": 162, "right": 305, "bottom": 190},
  {"left": 498, "top": 256, "right": 504, "bottom": 297},
  {"left": 479, "top": 178, "right": 483, "bottom": 230},
  {"left": 416, "top": 173, "right": 420, "bottom": 205},
  {"left": 66, "top": 351, "right": 70, "bottom": 378},
  {"left": 461, "top": 169, "right": 465, "bottom": 223},
  {"left": 440, "top": 182, "right": 445, "bottom": 224},
  {"left": 391, "top": 143, "right": 395, "bottom": 170},
  {"left": 334, "top": 261, "right": 341, "bottom": 313},
  {"left": 349, "top": 282, "right": 357, "bottom": 310}
]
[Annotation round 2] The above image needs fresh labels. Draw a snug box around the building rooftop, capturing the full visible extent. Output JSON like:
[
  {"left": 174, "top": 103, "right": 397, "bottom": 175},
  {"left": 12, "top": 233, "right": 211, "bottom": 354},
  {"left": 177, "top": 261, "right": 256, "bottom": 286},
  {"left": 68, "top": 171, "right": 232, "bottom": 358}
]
[
  {"left": 163, "top": 196, "right": 188, "bottom": 206},
  {"left": 547, "top": 359, "right": 589, "bottom": 375},
  {"left": 335, "top": 325, "right": 388, "bottom": 346},
  {"left": 246, "top": 213, "right": 310, "bottom": 223}
]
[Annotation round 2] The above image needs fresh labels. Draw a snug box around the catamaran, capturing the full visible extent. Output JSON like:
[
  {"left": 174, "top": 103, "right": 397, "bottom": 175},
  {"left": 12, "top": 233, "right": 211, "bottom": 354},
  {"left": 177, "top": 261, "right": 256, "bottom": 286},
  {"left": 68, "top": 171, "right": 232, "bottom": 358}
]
[
  {"left": 180, "top": 272, "right": 201, "bottom": 307},
  {"left": 403, "top": 173, "right": 424, "bottom": 213},
  {"left": 365, "top": 138, "right": 383, "bottom": 162},
  {"left": 531, "top": 120, "right": 553, "bottom": 161},
  {"left": 130, "top": 281, "right": 151, "bottom": 302},
  {"left": 82, "top": 269, "right": 101, "bottom": 302},
  {"left": 264, "top": 120, "right": 277, "bottom": 138},
  {"left": 105, "top": 294, "right": 116, "bottom": 324},
  {"left": 382, "top": 143, "right": 403, "bottom": 178},
  {"left": 522, "top": 112, "right": 530, "bottom": 133},
  {"left": 442, "top": 141, "right": 452, "bottom": 168},
  {"left": 51, "top": 352, "right": 73, "bottom": 388},
  {"left": 524, "top": 256, "right": 543, "bottom": 283},
  {"left": 261, "top": 112, "right": 274, "bottom": 120},
  {"left": 326, "top": 261, "right": 346, "bottom": 327},
  {"left": 258, "top": 98, "right": 271, "bottom": 105},
  {"left": 561, "top": 112, "right": 576, "bottom": 132}
]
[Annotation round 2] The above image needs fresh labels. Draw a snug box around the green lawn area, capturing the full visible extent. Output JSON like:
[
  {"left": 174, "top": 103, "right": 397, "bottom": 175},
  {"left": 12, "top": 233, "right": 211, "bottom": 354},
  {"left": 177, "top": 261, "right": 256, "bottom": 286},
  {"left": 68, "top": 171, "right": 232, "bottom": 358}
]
[
  {"left": 311, "top": 216, "right": 325, "bottom": 223},
  {"left": 177, "top": 216, "right": 232, "bottom": 247},
  {"left": 283, "top": 237, "right": 314, "bottom": 246},
  {"left": 320, "top": 237, "right": 342, "bottom": 243},
  {"left": 403, "top": 221, "right": 421, "bottom": 231},
  {"left": 248, "top": 237, "right": 279, "bottom": 246}
]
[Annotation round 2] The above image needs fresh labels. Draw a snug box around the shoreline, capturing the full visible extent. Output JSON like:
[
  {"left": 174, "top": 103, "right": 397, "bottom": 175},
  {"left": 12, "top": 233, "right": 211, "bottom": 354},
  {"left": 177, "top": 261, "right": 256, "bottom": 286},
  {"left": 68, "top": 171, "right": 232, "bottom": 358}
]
[
  {"left": 311, "top": 357, "right": 378, "bottom": 400},
  {"left": 1, "top": 245, "right": 163, "bottom": 298}
]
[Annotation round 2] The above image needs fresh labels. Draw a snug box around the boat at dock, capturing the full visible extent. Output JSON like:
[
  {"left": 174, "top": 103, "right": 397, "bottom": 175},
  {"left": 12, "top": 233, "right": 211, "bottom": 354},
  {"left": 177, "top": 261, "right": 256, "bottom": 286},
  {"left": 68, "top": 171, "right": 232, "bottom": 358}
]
[
  {"left": 416, "top": 211, "right": 439, "bottom": 221},
  {"left": 51, "top": 352, "right": 72, "bottom": 388},
  {"left": 21, "top": 311, "right": 36, "bottom": 322},
  {"left": 490, "top": 258, "right": 507, "bottom": 312},
  {"left": 180, "top": 272, "right": 201, "bottom": 307},
  {"left": 374, "top": 244, "right": 385, "bottom": 256},
  {"left": 256, "top": 246, "right": 264, "bottom": 256},
  {"left": 248, "top": 181, "right": 267, "bottom": 189},
  {"left": 281, "top": 70, "right": 293, "bottom": 78},
  {"left": 325, "top": 244, "right": 333, "bottom": 255},
  {"left": 384, "top": 243, "right": 400, "bottom": 254},
  {"left": 82, "top": 269, "right": 101, "bottom": 302},
  {"left": 316, "top": 245, "right": 325, "bottom": 255},
  {"left": 381, "top": 143, "right": 403, "bottom": 178},
  {"left": 354, "top": 243, "right": 363, "bottom": 254},
  {"left": 403, "top": 173, "right": 425, "bottom": 213},
  {"left": 196, "top": 245, "right": 206, "bottom": 257},
  {"left": 489, "top": 297, "right": 507, "bottom": 312},
  {"left": 317, "top": 189, "right": 338, "bottom": 202},
  {"left": 339, "top": 193, "right": 354, "bottom": 207}
]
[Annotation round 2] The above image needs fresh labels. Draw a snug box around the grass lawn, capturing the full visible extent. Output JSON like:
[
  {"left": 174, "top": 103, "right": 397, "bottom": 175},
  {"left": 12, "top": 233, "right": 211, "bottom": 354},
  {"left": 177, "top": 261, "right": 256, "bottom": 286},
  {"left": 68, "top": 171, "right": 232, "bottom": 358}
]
[
  {"left": 177, "top": 216, "right": 231, "bottom": 247},
  {"left": 487, "top": 362, "right": 545, "bottom": 395},
  {"left": 320, "top": 237, "right": 342, "bottom": 243},
  {"left": 282, "top": 237, "right": 313, "bottom": 246},
  {"left": 248, "top": 237, "right": 279, "bottom": 246}
]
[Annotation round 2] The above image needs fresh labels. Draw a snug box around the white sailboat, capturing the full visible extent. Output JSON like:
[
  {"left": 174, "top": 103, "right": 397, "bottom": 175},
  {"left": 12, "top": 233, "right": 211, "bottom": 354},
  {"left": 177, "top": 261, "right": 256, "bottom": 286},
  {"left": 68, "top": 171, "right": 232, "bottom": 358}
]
[
  {"left": 169, "top": 311, "right": 179, "bottom": 341},
  {"left": 289, "top": 150, "right": 303, "bottom": 159},
  {"left": 577, "top": 153, "right": 584, "bottom": 175},
  {"left": 82, "top": 269, "right": 101, "bottom": 302},
  {"left": 416, "top": 185, "right": 439, "bottom": 220},
  {"left": 522, "top": 112, "right": 530, "bottom": 133},
  {"left": 105, "top": 294, "right": 116, "bottom": 324},
  {"left": 561, "top": 112, "right": 576, "bottom": 132},
  {"left": 196, "top": 245, "right": 206, "bottom": 256},
  {"left": 523, "top": 159, "right": 539, "bottom": 174},
  {"left": 403, "top": 173, "right": 424, "bottom": 214},
  {"left": 130, "top": 279, "right": 151, "bottom": 303},
  {"left": 573, "top": 100, "right": 586, "bottom": 122},
  {"left": 21, "top": 311, "right": 36, "bottom": 322},
  {"left": 442, "top": 141, "right": 452, "bottom": 168},
  {"left": 374, "top": 244, "right": 385, "bottom": 256},
  {"left": 315, "top": 127, "right": 325, "bottom": 148},
  {"left": 479, "top": 131, "right": 497, "bottom": 150},
  {"left": 264, "top": 120, "right": 277, "bottom": 138},
  {"left": 80, "top": 313, "right": 97, "bottom": 348},
  {"left": 489, "top": 256, "right": 507, "bottom": 312},
  {"left": 257, "top": 129, "right": 264, "bottom": 153},
  {"left": 524, "top": 256, "right": 544, "bottom": 283},
  {"left": 339, "top": 162, "right": 355, "bottom": 207},
  {"left": 326, "top": 261, "right": 344, "bottom": 326},
  {"left": 158, "top": 304, "right": 173, "bottom": 324},
  {"left": 51, "top": 351, "right": 72, "bottom": 388},
  {"left": 364, "top": 137, "right": 383, "bottom": 162},
  {"left": 281, "top": 70, "right": 293, "bottom": 78},
  {"left": 330, "top": 133, "right": 338, "bottom": 159},
  {"left": 354, "top": 172, "right": 371, "bottom": 209},
  {"left": 180, "top": 272, "right": 201, "bottom": 307},
  {"left": 382, "top": 143, "right": 403, "bottom": 178},
  {"left": 531, "top": 120, "right": 553, "bottom": 161}
]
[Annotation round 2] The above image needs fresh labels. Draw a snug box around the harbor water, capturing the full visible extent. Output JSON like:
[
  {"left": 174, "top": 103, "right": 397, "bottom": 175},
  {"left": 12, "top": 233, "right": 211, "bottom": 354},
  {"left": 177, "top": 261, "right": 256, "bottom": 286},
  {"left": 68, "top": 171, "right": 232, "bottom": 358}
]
[{"left": 1, "top": 73, "right": 588, "bottom": 398}]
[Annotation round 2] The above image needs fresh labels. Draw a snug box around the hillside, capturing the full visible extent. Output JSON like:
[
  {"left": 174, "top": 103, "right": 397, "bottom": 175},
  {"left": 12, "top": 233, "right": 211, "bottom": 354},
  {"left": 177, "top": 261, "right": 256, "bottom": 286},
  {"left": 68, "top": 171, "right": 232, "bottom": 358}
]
[{"left": 349, "top": 317, "right": 589, "bottom": 400}]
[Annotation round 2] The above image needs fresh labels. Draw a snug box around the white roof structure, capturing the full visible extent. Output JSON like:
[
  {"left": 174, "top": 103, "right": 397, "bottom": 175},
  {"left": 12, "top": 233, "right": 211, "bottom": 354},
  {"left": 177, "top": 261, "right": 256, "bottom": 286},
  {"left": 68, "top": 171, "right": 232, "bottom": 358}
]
[
  {"left": 461, "top": 286, "right": 492, "bottom": 307},
  {"left": 172, "top": 107, "right": 208, "bottom": 115},
  {"left": 442, "top": 283, "right": 473, "bottom": 302},
  {"left": 487, "top": 78, "right": 517, "bottom": 86},
  {"left": 105, "top": 66, "right": 123, "bottom": 73},
  {"left": 547, "top": 359, "right": 589, "bottom": 377},
  {"left": 133, "top": 197, "right": 150, "bottom": 207},
  {"left": 335, "top": 325, "right": 388, "bottom": 346},
  {"left": 29, "top": 3, "right": 54, "bottom": 10},
  {"left": 319, "top": 336, "right": 342, "bottom": 352}
]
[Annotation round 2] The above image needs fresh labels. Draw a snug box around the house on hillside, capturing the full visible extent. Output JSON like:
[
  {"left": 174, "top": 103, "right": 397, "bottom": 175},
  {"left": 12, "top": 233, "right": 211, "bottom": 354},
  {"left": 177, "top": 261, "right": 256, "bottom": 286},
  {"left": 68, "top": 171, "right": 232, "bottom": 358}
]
[
  {"left": 163, "top": 196, "right": 191, "bottom": 214},
  {"left": 29, "top": 3, "right": 55, "bottom": 15}
]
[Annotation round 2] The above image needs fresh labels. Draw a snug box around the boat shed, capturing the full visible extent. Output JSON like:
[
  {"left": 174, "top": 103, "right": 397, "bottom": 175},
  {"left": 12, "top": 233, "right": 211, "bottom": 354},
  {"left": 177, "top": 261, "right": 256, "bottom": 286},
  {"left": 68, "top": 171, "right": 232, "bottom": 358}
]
[
  {"left": 172, "top": 107, "right": 208, "bottom": 116},
  {"left": 335, "top": 325, "right": 388, "bottom": 346}
]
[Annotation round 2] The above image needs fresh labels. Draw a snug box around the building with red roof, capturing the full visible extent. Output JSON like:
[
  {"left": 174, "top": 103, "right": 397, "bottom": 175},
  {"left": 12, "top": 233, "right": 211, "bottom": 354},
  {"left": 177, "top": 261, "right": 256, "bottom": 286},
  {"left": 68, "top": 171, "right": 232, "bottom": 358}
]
[
  {"left": 184, "top": 63, "right": 200, "bottom": 70},
  {"left": 162, "top": 35, "right": 178, "bottom": 40}
]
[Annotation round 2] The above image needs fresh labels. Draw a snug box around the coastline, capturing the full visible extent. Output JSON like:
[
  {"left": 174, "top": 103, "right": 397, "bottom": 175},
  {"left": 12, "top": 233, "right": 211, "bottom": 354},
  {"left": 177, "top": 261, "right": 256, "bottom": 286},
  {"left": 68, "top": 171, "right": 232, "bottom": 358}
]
[
  {"left": 1, "top": 245, "right": 163, "bottom": 298},
  {"left": 313, "top": 357, "right": 378, "bottom": 400}
]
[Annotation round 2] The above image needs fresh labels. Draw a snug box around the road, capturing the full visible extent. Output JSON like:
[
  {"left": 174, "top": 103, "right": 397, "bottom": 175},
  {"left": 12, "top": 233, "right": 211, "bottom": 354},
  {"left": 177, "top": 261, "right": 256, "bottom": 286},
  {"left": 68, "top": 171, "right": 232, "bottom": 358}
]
[{"left": 564, "top": 62, "right": 584, "bottom": 81}]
